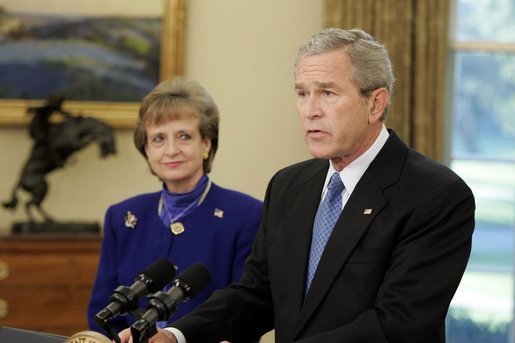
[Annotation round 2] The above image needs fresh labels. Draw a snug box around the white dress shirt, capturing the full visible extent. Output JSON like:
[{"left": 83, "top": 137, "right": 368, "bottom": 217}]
[{"left": 320, "top": 125, "right": 389, "bottom": 208}]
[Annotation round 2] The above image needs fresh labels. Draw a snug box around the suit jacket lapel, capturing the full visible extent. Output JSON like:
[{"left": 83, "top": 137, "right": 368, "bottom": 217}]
[
  {"left": 295, "top": 173, "right": 387, "bottom": 332},
  {"left": 294, "top": 130, "right": 407, "bottom": 336},
  {"left": 278, "top": 160, "right": 328, "bottom": 321}
]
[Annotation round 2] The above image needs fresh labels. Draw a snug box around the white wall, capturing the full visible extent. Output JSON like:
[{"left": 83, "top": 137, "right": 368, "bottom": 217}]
[{"left": 0, "top": 0, "right": 322, "bottom": 233}]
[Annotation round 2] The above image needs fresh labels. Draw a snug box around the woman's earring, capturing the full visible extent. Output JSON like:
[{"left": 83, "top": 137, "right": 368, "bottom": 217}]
[{"left": 203, "top": 151, "right": 209, "bottom": 160}]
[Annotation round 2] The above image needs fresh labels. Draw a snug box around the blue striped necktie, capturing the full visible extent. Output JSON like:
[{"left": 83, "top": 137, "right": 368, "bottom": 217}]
[{"left": 306, "top": 172, "right": 344, "bottom": 292}]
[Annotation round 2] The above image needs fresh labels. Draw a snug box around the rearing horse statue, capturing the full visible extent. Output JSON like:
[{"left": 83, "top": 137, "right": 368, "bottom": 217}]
[{"left": 2, "top": 96, "right": 116, "bottom": 223}]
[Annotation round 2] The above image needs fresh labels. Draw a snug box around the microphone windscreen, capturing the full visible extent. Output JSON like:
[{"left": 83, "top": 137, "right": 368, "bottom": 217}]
[
  {"left": 142, "top": 258, "right": 176, "bottom": 293},
  {"left": 178, "top": 263, "right": 212, "bottom": 297}
]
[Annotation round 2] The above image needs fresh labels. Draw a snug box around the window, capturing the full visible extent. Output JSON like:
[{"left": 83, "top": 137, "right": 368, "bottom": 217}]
[{"left": 445, "top": 0, "right": 515, "bottom": 342}]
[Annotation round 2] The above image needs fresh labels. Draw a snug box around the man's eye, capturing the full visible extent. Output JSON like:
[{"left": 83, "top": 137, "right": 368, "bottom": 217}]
[
  {"left": 322, "top": 90, "right": 334, "bottom": 96},
  {"left": 296, "top": 90, "right": 307, "bottom": 98},
  {"left": 180, "top": 134, "right": 191, "bottom": 140}
]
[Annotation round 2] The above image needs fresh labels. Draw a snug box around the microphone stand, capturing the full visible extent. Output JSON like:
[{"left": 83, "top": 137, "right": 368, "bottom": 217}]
[
  {"left": 130, "top": 320, "right": 157, "bottom": 343},
  {"left": 99, "top": 323, "right": 122, "bottom": 343},
  {"left": 97, "top": 306, "right": 145, "bottom": 343},
  {"left": 130, "top": 290, "right": 178, "bottom": 343}
]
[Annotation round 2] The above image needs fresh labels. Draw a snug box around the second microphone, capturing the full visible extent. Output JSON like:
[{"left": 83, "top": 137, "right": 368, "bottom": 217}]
[{"left": 131, "top": 263, "right": 212, "bottom": 336}]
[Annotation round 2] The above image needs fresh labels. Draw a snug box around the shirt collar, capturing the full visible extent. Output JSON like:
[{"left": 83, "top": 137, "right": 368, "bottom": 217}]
[{"left": 324, "top": 125, "right": 389, "bottom": 196}]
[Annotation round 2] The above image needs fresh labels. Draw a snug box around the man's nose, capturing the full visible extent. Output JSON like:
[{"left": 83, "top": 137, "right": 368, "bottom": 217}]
[{"left": 302, "top": 95, "right": 322, "bottom": 119}]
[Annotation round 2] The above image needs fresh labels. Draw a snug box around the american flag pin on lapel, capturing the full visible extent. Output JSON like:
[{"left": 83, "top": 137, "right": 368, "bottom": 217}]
[
  {"left": 363, "top": 209, "right": 373, "bottom": 215},
  {"left": 214, "top": 208, "right": 224, "bottom": 218}
]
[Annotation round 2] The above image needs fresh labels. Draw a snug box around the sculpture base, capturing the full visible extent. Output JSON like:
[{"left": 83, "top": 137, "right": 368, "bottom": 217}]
[{"left": 12, "top": 221, "right": 101, "bottom": 235}]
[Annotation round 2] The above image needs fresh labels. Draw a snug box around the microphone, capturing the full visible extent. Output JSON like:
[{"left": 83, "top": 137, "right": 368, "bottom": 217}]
[
  {"left": 95, "top": 258, "right": 176, "bottom": 328},
  {"left": 130, "top": 263, "right": 211, "bottom": 340}
]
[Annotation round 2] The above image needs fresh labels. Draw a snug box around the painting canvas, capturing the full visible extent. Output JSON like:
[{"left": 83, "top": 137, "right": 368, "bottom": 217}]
[{"left": 0, "top": 0, "right": 185, "bottom": 127}]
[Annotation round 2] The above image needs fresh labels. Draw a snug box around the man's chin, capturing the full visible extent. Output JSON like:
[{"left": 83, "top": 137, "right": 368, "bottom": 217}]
[{"left": 308, "top": 149, "right": 332, "bottom": 160}]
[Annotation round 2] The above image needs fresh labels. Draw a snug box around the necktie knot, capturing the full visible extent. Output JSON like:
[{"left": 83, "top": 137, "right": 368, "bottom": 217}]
[{"left": 327, "top": 173, "right": 344, "bottom": 192}]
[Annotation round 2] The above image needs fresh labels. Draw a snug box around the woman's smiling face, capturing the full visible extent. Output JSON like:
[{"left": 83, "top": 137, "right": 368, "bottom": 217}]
[{"left": 145, "top": 116, "right": 211, "bottom": 193}]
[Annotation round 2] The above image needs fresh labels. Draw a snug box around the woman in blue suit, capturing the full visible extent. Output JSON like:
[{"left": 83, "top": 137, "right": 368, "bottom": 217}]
[{"left": 87, "top": 77, "right": 262, "bottom": 335}]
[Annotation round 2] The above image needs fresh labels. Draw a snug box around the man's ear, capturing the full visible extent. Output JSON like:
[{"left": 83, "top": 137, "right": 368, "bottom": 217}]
[{"left": 368, "top": 87, "right": 388, "bottom": 123}]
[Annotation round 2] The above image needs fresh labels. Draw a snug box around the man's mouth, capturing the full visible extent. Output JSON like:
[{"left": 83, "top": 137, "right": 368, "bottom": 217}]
[{"left": 307, "top": 129, "right": 326, "bottom": 138}]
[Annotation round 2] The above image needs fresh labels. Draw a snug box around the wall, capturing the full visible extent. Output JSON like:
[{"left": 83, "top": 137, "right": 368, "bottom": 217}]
[{"left": 0, "top": 1, "right": 323, "bottom": 234}]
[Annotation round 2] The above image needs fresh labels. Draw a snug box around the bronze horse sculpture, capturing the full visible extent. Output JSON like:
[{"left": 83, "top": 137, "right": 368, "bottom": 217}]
[{"left": 2, "top": 97, "right": 116, "bottom": 223}]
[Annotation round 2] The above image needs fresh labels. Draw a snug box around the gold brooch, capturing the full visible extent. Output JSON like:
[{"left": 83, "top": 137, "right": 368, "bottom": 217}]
[
  {"left": 170, "top": 222, "right": 185, "bottom": 235},
  {"left": 124, "top": 211, "right": 138, "bottom": 229}
]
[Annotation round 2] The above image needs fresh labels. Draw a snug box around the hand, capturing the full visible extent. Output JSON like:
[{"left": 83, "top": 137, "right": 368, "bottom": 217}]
[
  {"left": 117, "top": 328, "right": 132, "bottom": 343},
  {"left": 117, "top": 328, "right": 177, "bottom": 343}
]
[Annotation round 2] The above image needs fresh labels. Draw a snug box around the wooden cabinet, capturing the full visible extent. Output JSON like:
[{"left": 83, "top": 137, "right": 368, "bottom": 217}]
[{"left": 0, "top": 235, "right": 101, "bottom": 337}]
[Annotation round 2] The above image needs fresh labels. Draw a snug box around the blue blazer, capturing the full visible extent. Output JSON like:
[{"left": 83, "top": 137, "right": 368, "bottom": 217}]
[{"left": 87, "top": 182, "right": 262, "bottom": 333}]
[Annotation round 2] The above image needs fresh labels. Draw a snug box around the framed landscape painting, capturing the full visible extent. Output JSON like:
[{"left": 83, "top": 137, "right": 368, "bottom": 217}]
[{"left": 0, "top": 0, "right": 186, "bottom": 127}]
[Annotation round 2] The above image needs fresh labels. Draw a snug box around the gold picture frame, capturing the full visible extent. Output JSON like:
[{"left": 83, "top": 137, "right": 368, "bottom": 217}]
[{"left": 0, "top": 0, "right": 186, "bottom": 129}]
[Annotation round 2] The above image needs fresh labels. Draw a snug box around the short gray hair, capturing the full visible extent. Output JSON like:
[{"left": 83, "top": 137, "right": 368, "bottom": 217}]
[{"left": 296, "top": 28, "right": 395, "bottom": 118}]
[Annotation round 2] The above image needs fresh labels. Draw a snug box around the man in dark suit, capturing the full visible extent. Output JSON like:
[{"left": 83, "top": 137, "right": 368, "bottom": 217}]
[{"left": 120, "top": 27, "right": 475, "bottom": 343}]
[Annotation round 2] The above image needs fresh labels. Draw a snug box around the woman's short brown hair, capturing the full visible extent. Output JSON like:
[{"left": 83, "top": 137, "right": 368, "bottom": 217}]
[{"left": 134, "top": 77, "right": 219, "bottom": 173}]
